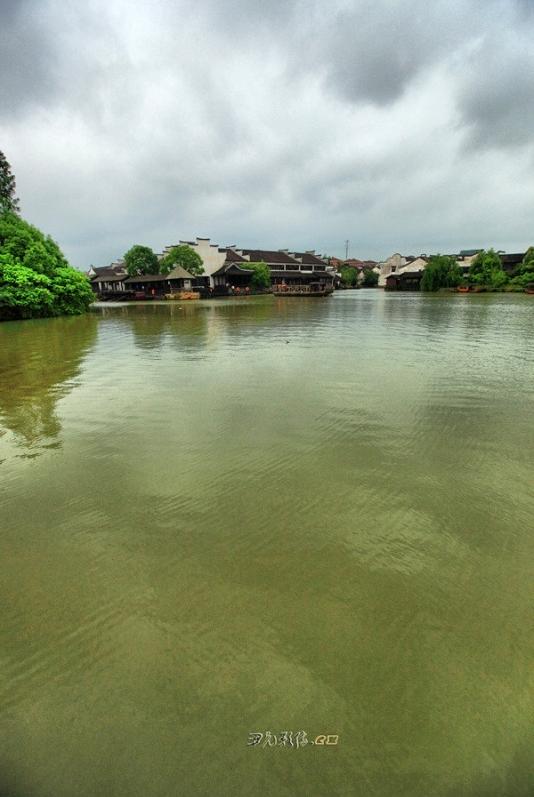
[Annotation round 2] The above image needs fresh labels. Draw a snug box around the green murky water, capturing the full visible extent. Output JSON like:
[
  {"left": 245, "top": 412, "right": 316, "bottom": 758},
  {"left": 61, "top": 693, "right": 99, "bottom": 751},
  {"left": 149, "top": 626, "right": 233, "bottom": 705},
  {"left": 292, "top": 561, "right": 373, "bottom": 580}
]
[{"left": 1, "top": 292, "right": 533, "bottom": 797}]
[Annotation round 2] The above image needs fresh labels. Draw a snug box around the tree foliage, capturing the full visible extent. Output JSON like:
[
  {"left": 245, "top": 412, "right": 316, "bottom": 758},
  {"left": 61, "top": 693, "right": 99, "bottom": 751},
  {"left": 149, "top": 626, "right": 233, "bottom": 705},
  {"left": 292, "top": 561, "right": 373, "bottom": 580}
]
[
  {"left": 0, "top": 151, "right": 20, "bottom": 215},
  {"left": 362, "top": 268, "right": 378, "bottom": 287},
  {"left": 340, "top": 266, "right": 358, "bottom": 286},
  {"left": 247, "top": 261, "right": 271, "bottom": 289},
  {"left": 509, "top": 246, "right": 534, "bottom": 288},
  {"left": 0, "top": 214, "right": 93, "bottom": 320},
  {"left": 124, "top": 244, "right": 160, "bottom": 276},
  {"left": 161, "top": 245, "right": 204, "bottom": 276},
  {"left": 421, "top": 255, "right": 462, "bottom": 291},
  {"left": 468, "top": 248, "right": 508, "bottom": 290},
  {"left": 522, "top": 246, "right": 534, "bottom": 270}
]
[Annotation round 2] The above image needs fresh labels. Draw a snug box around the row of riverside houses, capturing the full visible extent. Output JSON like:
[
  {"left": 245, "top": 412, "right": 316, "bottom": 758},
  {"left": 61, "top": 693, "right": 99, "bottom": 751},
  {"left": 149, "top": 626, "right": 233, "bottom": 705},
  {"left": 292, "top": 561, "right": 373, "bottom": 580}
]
[
  {"left": 377, "top": 250, "right": 526, "bottom": 290},
  {"left": 88, "top": 238, "right": 335, "bottom": 298},
  {"left": 331, "top": 257, "right": 380, "bottom": 285}
]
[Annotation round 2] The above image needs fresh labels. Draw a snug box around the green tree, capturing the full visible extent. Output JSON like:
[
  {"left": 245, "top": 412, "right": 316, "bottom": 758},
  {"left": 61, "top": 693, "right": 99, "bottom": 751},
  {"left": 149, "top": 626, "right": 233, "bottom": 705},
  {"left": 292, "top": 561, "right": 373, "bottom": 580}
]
[
  {"left": 124, "top": 245, "right": 160, "bottom": 276},
  {"left": 340, "top": 266, "right": 358, "bottom": 286},
  {"left": 421, "top": 255, "right": 462, "bottom": 291},
  {"left": 51, "top": 267, "right": 97, "bottom": 315},
  {"left": 362, "top": 268, "right": 378, "bottom": 287},
  {"left": 522, "top": 246, "right": 534, "bottom": 270},
  {"left": 161, "top": 244, "right": 204, "bottom": 276},
  {"left": 469, "top": 248, "right": 507, "bottom": 290},
  {"left": 509, "top": 247, "right": 534, "bottom": 289},
  {"left": 0, "top": 151, "right": 20, "bottom": 215},
  {"left": 0, "top": 213, "right": 93, "bottom": 321},
  {"left": 247, "top": 261, "right": 271, "bottom": 290},
  {"left": 0, "top": 255, "right": 54, "bottom": 318}
]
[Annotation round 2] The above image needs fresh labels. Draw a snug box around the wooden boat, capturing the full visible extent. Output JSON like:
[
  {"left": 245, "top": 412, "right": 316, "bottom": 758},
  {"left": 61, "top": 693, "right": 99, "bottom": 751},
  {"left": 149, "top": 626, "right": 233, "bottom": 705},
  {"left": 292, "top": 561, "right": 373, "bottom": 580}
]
[
  {"left": 457, "top": 286, "right": 470, "bottom": 293},
  {"left": 525, "top": 283, "right": 534, "bottom": 295},
  {"left": 272, "top": 283, "right": 333, "bottom": 297}
]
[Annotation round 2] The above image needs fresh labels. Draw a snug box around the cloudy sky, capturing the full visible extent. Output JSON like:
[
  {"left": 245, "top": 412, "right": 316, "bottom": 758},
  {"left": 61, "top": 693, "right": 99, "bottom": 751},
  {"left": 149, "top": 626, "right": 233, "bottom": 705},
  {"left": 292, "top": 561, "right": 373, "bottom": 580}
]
[{"left": 1, "top": 0, "right": 533, "bottom": 267}]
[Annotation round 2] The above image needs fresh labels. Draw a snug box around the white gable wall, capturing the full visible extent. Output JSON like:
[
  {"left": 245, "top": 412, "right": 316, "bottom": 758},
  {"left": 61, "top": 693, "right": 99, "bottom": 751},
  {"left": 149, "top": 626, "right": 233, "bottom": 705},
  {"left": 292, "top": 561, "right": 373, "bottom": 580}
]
[{"left": 378, "top": 253, "right": 406, "bottom": 287}]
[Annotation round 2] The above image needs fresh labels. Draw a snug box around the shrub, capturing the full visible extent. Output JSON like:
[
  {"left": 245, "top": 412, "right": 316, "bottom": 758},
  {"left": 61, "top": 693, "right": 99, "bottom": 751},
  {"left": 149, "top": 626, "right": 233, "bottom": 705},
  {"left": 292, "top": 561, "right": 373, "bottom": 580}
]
[{"left": 0, "top": 214, "right": 93, "bottom": 321}]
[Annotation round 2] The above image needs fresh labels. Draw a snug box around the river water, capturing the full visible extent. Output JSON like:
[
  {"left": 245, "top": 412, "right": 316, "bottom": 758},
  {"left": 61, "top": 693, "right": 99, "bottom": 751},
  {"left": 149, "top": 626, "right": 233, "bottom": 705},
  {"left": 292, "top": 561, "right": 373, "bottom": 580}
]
[{"left": 0, "top": 291, "right": 533, "bottom": 797}]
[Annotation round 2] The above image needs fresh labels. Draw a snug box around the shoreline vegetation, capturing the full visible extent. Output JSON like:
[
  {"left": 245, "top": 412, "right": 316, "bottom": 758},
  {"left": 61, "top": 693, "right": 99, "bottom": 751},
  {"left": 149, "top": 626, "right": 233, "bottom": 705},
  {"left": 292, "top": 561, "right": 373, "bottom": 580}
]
[
  {"left": 0, "top": 152, "right": 93, "bottom": 322},
  {"left": 0, "top": 212, "right": 94, "bottom": 321},
  {"left": 420, "top": 249, "right": 534, "bottom": 293}
]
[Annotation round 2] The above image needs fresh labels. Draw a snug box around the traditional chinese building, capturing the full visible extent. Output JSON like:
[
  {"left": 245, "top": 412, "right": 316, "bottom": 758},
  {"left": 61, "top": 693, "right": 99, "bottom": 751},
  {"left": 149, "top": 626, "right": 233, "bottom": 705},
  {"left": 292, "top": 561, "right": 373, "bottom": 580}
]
[
  {"left": 88, "top": 262, "right": 127, "bottom": 294},
  {"left": 123, "top": 267, "right": 194, "bottom": 298}
]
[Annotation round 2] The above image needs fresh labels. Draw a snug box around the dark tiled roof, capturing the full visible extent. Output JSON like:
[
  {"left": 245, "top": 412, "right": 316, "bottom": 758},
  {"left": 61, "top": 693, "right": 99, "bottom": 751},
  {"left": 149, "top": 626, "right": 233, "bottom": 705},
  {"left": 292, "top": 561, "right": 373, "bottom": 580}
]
[
  {"left": 167, "top": 266, "right": 194, "bottom": 279},
  {"left": 92, "top": 263, "right": 126, "bottom": 274},
  {"left": 92, "top": 266, "right": 113, "bottom": 274},
  {"left": 242, "top": 249, "right": 300, "bottom": 265},
  {"left": 222, "top": 249, "right": 247, "bottom": 263},
  {"left": 500, "top": 253, "right": 525, "bottom": 265},
  {"left": 92, "top": 273, "right": 125, "bottom": 283},
  {"left": 292, "top": 252, "right": 328, "bottom": 266},
  {"left": 213, "top": 263, "right": 253, "bottom": 276},
  {"left": 387, "top": 270, "right": 423, "bottom": 279},
  {"left": 91, "top": 267, "right": 118, "bottom": 278},
  {"left": 124, "top": 274, "right": 168, "bottom": 284}
]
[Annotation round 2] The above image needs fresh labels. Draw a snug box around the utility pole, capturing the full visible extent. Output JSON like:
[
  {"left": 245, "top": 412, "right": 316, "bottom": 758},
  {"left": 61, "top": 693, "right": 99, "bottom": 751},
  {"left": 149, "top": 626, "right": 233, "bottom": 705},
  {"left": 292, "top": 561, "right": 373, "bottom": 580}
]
[{"left": 345, "top": 240, "right": 349, "bottom": 260}]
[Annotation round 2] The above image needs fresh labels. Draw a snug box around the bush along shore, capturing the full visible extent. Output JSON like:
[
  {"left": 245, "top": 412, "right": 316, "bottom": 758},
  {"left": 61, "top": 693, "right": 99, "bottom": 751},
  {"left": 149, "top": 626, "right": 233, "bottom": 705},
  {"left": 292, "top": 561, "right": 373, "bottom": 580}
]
[
  {"left": 421, "top": 248, "right": 534, "bottom": 293},
  {"left": 0, "top": 213, "right": 94, "bottom": 321},
  {"left": 0, "top": 152, "right": 93, "bottom": 321}
]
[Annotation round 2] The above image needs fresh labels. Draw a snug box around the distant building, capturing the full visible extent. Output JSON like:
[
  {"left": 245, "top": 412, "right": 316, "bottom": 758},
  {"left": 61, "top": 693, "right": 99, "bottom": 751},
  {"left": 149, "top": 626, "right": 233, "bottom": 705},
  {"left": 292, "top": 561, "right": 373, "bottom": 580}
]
[
  {"left": 342, "top": 259, "right": 365, "bottom": 270},
  {"left": 377, "top": 253, "right": 407, "bottom": 287},
  {"left": 499, "top": 253, "right": 525, "bottom": 274},
  {"left": 211, "top": 249, "right": 254, "bottom": 291},
  {"left": 384, "top": 258, "right": 428, "bottom": 291},
  {"left": 88, "top": 262, "right": 127, "bottom": 294},
  {"left": 239, "top": 248, "right": 333, "bottom": 290},
  {"left": 160, "top": 238, "right": 226, "bottom": 286},
  {"left": 123, "top": 267, "right": 194, "bottom": 297},
  {"left": 337, "top": 258, "right": 379, "bottom": 284},
  {"left": 156, "top": 240, "right": 333, "bottom": 291},
  {"left": 328, "top": 256, "right": 344, "bottom": 270},
  {"left": 382, "top": 250, "right": 528, "bottom": 291}
]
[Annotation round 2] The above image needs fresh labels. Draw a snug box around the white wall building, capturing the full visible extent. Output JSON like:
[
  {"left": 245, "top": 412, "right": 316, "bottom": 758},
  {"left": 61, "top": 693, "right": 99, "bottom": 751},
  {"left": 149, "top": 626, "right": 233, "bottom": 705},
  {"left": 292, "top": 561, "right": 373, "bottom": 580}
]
[
  {"left": 160, "top": 238, "right": 227, "bottom": 287},
  {"left": 396, "top": 257, "right": 428, "bottom": 276},
  {"left": 377, "top": 253, "right": 407, "bottom": 287}
]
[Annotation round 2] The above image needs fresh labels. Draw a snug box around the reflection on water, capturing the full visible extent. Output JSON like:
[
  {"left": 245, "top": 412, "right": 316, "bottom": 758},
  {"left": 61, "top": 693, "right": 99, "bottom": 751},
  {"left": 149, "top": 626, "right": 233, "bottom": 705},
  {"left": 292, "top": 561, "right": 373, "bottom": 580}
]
[
  {"left": 0, "top": 315, "right": 97, "bottom": 458},
  {"left": 0, "top": 292, "right": 533, "bottom": 797}
]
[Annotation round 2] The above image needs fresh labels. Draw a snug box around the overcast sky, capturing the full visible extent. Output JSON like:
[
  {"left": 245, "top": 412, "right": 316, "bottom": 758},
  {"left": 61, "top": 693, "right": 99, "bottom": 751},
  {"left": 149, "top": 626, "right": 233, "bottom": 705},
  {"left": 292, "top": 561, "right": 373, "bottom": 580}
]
[{"left": 1, "top": 0, "right": 533, "bottom": 266}]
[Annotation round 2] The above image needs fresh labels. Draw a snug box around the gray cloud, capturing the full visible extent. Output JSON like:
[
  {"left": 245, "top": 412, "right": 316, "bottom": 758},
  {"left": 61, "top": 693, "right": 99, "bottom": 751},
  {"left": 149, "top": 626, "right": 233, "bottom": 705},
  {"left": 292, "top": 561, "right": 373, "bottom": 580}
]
[
  {"left": 0, "top": 0, "right": 59, "bottom": 113},
  {"left": 314, "top": 1, "right": 473, "bottom": 106},
  {"left": 0, "top": 0, "right": 533, "bottom": 265},
  {"left": 456, "top": 17, "right": 534, "bottom": 150},
  {"left": 514, "top": 0, "right": 534, "bottom": 15}
]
